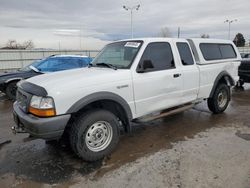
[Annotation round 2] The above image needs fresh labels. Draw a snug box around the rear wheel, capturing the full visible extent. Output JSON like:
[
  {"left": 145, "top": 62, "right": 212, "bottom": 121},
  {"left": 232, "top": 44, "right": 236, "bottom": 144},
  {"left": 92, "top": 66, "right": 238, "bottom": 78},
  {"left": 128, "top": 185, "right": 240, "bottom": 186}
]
[
  {"left": 207, "top": 83, "right": 230, "bottom": 114},
  {"left": 5, "top": 81, "right": 18, "bottom": 100},
  {"left": 69, "top": 109, "right": 120, "bottom": 161}
]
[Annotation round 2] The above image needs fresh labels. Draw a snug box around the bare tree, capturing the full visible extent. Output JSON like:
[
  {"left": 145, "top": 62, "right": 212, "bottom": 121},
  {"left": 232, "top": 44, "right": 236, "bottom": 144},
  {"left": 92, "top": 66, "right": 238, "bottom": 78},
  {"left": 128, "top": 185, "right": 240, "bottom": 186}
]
[
  {"left": 4, "top": 39, "right": 34, "bottom": 49},
  {"left": 200, "top": 34, "right": 210, "bottom": 38},
  {"left": 6, "top": 40, "right": 18, "bottom": 49},
  {"left": 158, "top": 27, "right": 172, "bottom": 38},
  {"left": 22, "top": 40, "right": 34, "bottom": 49}
]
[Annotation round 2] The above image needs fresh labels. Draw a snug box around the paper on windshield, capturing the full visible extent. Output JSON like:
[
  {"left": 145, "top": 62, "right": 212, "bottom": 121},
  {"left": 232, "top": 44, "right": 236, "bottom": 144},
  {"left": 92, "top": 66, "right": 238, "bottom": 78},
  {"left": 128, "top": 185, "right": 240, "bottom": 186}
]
[{"left": 124, "top": 42, "right": 140, "bottom": 48}]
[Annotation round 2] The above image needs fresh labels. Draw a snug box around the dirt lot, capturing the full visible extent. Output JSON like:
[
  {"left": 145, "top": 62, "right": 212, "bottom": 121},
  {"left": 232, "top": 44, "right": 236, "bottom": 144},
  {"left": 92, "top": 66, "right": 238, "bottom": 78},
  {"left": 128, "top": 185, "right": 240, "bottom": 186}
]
[{"left": 0, "top": 86, "right": 250, "bottom": 188}]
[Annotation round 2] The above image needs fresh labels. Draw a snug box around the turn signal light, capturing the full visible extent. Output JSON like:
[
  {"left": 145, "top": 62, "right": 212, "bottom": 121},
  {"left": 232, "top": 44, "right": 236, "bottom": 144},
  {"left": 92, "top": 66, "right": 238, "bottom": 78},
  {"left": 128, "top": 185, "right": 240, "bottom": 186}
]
[{"left": 29, "top": 106, "right": 56, "bottom": 117}]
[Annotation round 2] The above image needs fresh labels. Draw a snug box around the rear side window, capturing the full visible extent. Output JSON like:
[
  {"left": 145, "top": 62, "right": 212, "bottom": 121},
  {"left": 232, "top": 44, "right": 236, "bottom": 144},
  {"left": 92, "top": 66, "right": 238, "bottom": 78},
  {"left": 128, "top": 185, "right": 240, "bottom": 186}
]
[
  {"left": 200, "top": 44, "right": 222, "bottom": 60},
  {"left": 177, "top": 42, "right": 194, "bottom": 65},
  {"left": 219, "top": 44, "right": 236, "bottom": 59},
  {"left": 200, "top": 43, "right": 236, "bottom": 61},
  {"left": 138, "top": 42, "right": 175, "bottom": 72}
]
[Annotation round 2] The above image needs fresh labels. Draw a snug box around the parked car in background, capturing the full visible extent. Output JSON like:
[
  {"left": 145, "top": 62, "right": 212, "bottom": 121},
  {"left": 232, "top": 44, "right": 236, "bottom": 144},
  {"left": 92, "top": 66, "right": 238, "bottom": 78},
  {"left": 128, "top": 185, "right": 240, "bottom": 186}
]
[
  {"left": 237, "top": 55, "right": 250, "bottom": 87},
  {"left": 0, "top": 55, "right": 92, "bottom": 99},
  {"left": 240, "top": 53, "right": 250, "bottom": 60}
]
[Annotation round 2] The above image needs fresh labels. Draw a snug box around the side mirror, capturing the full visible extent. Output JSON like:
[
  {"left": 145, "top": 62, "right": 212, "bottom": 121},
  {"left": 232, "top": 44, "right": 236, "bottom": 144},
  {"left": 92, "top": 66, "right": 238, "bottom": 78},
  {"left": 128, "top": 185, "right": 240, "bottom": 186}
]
[{"left": 137, "top": 60, "right": 154, "bottom": 73}]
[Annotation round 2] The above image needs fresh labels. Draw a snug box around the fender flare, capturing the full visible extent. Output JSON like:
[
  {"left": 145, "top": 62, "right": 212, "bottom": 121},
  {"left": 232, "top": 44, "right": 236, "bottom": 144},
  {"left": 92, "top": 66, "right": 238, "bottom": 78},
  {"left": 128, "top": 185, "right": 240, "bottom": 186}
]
[
  {"left": 4, "top": 77, "right": 22, "bottom": 84},
  {"left": 209, "top": 71, "right": 235, "bottom": 98},
  {"left": 67, "top": 92, "right": 133, "bottom": 131}
]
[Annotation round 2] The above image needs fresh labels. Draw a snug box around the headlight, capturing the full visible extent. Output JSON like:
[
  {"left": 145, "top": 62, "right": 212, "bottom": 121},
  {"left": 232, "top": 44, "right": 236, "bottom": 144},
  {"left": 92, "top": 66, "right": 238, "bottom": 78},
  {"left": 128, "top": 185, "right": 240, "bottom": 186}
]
[{"left": 29, "top": 95, "right": 56, "bottom": 117}]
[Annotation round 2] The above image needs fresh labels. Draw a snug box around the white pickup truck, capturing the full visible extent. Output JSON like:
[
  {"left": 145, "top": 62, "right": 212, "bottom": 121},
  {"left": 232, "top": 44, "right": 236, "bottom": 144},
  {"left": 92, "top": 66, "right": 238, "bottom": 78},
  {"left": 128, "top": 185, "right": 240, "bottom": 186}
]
[{"left": 13, "top": 38, "right": 241, "bottom": 161}]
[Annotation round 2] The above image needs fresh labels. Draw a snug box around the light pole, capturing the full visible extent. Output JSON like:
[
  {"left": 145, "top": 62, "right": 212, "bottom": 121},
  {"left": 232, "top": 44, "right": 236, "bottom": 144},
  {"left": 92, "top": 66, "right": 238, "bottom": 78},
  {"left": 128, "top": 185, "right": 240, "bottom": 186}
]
[
  {"left": 224, "top": 19, "right": 237, "bottom": 40},
  {"left": 123, "top": 4, "right": 140, "bottom": 38}
]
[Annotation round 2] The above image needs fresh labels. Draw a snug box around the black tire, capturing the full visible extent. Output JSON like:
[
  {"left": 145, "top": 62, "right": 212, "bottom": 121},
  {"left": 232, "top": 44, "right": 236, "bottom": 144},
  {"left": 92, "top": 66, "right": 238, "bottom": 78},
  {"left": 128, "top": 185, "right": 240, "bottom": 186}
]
[
  {"left": 207, "top": 83, "right": 230, "bottom": 114},
  {"left": 239, "top": 79, "right": 244, "bottom": 87},
  {"left": 236, "top": 80, "right": 244, "bottom": 88},
  {"left": 5, "top": 81, "right": 18, "bottom": 100},
  {"left": 69, "top": 109, "right": 120, "bottom": 161}
]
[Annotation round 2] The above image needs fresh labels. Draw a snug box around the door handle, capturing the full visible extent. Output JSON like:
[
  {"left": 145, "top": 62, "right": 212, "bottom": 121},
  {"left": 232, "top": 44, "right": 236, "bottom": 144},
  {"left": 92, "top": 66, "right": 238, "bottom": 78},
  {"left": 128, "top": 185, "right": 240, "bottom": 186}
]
[{"left": 173, "top": 73, "right": 181, "bottom": 78}]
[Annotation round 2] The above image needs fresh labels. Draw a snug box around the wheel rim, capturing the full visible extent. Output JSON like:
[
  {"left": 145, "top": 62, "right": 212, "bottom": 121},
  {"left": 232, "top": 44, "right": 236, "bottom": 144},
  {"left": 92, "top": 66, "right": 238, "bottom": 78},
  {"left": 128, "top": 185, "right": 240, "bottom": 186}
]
[
  {"left": 217, "top": 89, "right": 228, "bottom": 108},
  {"left": 85, "top": 121, "right": 113, "bottom": 152}
]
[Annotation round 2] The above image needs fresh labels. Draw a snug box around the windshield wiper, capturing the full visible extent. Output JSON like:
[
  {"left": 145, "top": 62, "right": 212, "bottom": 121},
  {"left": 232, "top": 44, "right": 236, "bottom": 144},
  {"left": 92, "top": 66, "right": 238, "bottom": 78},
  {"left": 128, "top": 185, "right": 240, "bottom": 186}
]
[
  {"left": 95, "top": 63, "right": 117, "bottom": 70},
  {"left": 29, "top": 65, "right": 41, "bottom": 73}
]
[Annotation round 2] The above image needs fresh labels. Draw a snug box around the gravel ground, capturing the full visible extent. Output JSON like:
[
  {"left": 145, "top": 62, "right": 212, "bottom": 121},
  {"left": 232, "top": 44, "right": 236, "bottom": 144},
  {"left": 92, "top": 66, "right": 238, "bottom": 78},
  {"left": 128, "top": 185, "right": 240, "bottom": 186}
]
[
  {"left": 1, "top": 86, "right": 250, "bottom": 187},
  {"left": 71, "top": 125, "right": 250, "bottom": 188}
]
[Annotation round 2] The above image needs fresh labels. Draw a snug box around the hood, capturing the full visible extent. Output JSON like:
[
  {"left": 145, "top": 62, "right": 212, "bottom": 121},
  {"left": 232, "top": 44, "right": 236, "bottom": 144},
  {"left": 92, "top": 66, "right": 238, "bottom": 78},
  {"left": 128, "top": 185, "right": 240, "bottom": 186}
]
[
  {"left": 0, "top": 70, "right": 20, "bottom": 76},
  {"left": 0, "top": 70, "right": 29, "bottom": 81},
  {"left": 26, "top": 67, "right": 131, "bottom": 94}
]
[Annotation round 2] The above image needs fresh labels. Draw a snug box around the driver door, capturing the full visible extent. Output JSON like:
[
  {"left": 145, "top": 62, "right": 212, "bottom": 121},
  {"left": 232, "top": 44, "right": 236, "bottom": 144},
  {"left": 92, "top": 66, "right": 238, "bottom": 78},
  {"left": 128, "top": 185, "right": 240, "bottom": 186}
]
[{"left": 132, "top": 42, "right": 183, "bottom": 117}]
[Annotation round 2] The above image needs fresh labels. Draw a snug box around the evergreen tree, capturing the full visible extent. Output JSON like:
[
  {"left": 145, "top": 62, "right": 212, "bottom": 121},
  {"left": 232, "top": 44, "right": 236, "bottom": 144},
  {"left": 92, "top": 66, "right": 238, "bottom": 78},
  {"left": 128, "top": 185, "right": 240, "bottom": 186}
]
[{"left": 233, "top": 33, "right": 245, "bottom": 47}]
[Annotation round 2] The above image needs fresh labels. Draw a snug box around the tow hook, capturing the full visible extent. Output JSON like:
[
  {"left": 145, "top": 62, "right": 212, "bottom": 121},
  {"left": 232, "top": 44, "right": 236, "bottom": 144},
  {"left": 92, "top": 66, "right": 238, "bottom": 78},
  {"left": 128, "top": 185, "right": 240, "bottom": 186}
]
[{"left": 11, "top": 126, "right": 26, "bottom": 134}]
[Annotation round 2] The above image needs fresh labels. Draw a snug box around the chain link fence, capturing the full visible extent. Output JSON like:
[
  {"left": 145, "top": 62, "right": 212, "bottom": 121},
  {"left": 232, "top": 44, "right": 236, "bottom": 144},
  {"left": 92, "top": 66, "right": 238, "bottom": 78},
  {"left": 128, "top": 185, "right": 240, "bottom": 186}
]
[{"left": 0, "top": 50, "right": 100, "bottom": 71}]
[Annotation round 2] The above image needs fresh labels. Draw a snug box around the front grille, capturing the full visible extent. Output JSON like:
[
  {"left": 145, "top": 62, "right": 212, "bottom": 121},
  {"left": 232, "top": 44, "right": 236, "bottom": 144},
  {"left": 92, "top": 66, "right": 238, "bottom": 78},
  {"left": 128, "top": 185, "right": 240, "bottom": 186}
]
[{"left": 16, "top": 89, "right": 29, "bottom": 112}]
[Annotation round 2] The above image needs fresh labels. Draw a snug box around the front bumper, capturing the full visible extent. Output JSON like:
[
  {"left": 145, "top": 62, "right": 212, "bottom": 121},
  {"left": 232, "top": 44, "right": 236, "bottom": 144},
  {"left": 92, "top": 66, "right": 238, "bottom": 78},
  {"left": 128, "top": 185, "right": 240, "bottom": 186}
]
[{"left": 13, "top": 102, "right": 71, "bottom": 140}]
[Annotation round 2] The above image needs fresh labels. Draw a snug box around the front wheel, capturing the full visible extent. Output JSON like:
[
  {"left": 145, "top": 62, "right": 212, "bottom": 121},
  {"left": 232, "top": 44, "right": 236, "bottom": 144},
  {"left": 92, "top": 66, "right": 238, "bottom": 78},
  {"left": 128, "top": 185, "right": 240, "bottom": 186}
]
[
  {"left": 207, "top": 83, "right": 230, "bottom": 114},
  {"left": 70, "top": 109, "right": 120, "bottom": 161},
  {"left": 5, "top": 81, "right": 18, "bottom": 100}
]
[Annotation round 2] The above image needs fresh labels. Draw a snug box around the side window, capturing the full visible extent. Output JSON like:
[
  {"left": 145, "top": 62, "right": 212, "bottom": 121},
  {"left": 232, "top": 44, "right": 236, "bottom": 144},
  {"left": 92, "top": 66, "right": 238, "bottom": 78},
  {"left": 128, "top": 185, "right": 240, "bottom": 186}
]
[
  {"left": 200, "top": 44, "right": 222, "bottom": 60},
  {"left": 177, "top": 42, "right": 194, "bottom": 65},
  {"left": 200, "top": 43, "right": 237, "bottom": 61},
  {"left": 138, "top": 42, "right": 175, "bottom": 72},
  {"left": 219, "top": 44, "right": 236, "bottom": 59}
]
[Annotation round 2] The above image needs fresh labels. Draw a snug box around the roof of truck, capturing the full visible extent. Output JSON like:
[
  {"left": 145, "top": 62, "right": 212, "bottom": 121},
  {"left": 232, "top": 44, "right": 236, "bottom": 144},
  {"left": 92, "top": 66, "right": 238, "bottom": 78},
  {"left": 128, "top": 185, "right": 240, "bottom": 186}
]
[
  {"left": 117, "top": 37, "right": 240, "bottom": 64},
  {"left": 118, "top": 37, "right": 234, "bottom": 44}
]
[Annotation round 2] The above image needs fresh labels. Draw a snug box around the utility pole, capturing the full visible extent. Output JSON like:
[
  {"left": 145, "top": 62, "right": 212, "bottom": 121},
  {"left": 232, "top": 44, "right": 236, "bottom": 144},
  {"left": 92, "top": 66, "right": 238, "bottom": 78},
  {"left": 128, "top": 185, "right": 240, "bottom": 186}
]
[
  {"left": 177, "top": 27, "right": 180, "bottom": 38},
  {"left": 224, "top": 19, "right": 237, "bottom": 40},
  {"left": 123, "top": 4, "right": 140, "bottom": 38},
  {"left": 58, "top": 41, "right": 61, "bottom": 51},
  {"left": 79, "top": 27, "right": 82, "bottom": 50}
]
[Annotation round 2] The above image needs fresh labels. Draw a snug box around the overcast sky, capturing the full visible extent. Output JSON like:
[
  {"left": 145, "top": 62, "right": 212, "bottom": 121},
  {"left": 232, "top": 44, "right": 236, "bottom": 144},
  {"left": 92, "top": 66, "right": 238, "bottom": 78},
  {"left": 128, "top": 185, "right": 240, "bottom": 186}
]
[{"left": 0, "top": 0, "right": 249, "bottom": 50}]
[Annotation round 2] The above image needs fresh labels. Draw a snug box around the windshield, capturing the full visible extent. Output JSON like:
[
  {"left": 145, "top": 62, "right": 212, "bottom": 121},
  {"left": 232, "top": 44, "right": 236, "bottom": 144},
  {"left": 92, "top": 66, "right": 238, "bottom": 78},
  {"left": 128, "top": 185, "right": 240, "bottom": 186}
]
[
  {"left": 20, "top": 60, "right": 42, "bottom": 71},
  {"left": 21, "top": 57, "right": 92, "bottom": 72},
  {"left": 92, "top": 41, "right": 143, "bottom": 69}
]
